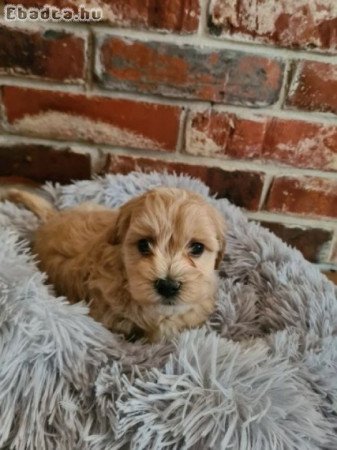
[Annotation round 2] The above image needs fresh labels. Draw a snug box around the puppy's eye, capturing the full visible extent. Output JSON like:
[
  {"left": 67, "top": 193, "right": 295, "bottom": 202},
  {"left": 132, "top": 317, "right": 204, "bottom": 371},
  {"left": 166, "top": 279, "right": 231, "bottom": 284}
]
[
  {"left": 137, "top": 239, "right": 151, "bottom": 255},
  {"left": 189, "top": 241, "right": 205, "bottom": 257}
]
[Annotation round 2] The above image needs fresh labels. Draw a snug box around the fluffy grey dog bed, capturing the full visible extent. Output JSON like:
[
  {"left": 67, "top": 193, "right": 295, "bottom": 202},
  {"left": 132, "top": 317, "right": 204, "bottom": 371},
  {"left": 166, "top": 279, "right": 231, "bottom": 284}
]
[{"left": 0, "top": 172, "right": 337, "bottom": 450}]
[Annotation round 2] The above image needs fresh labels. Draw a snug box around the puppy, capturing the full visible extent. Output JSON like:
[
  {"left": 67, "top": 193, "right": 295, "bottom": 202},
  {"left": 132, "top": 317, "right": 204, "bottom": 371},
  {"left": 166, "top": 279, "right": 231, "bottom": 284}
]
[{"left": 6, "top": 187, "right": 226, "bottom": 341}]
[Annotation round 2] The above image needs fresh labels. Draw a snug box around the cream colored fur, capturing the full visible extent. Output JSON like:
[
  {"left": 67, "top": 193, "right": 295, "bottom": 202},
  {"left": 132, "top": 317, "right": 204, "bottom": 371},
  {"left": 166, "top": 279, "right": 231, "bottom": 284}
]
[{"left": 6, "top": 188, "right": 226, "bottom": 341}]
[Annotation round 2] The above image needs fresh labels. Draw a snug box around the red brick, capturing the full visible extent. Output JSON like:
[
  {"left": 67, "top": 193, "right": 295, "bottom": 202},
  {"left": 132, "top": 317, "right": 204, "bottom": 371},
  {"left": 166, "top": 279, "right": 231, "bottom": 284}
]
[
  {"left": 105, "top": 154, "right": 264, "bottom": 210},
  {"left": 0, "top": 144, "right": 91, "bottom": 183},
  {"left": 260, "top": 221, "right": 332, "bottom": 263},
  {"left": 262, "top": 119, "right": 337, "bottom": 171},
  {"left": 2, "top": 87, "right": 181, "bottom": 152},
  {"left": 287, "top": 61, "right": 337, "bottom": 114},
  {"left": 266, "top": 177, "right": 337, "bottom": 218},
  {"left": 4, "top": 0, "right": 200, "bottom": 33},
  {"left": 209, "top": 0, "right": 337, "bottom": 53},
  {"left": 186, "top": 109, "right": 337, "bottom": 171},
  {"left": 0, "top": 25, "right": 86, "bottom": 83},
  {"left": 186, "top": 110, "right": 266, "bottom": 158},
  {"left": 97, "top": 37, "right": 284, "bottom": 106}
]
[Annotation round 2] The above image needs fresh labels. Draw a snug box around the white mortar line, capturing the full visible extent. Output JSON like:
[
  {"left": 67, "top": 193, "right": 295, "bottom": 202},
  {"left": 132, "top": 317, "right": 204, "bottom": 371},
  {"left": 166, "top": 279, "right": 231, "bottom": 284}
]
[
  {"left": 194, "top": 103, "right": 337, "bottom": 124},
  {"left": 2, "top": 131, "right": 337, "bottom": 181},
  {"left": 198, "top": 0, "right": 210, "bottom": 37},
  {"left": 68, "top": 146, "right": 102, "bottom": 173},
  {"left": 0, "top": 18, "right": 89, "bottom": 37},
  {"left": 275, "top": 60, "right": 292, "bottom": 109},
  {"left": 175, "top": 108, "right": 188, "bottom": 154},
  {"left": 94, "top": 32, "right": 104, "bottom": 82},
  {"left": 93, "top": 25, "right": 337, "bottom": 63},
  {"left": 246, "top": 210, "right": 337, "bottom": 229},
  {"left": 258, "top": 173, "right": 273, "bottom": 210},
  {"left": 318, "top": 240, "right": 334, "bottom": 264},
  {"left": 327, "top": 232, "right": 337, "bottom": 262},
  {"left": 0, "top": 76, "right": 86, "bottom": 93},
  {"left": 84, "top": 25, "right": 95, "bottom": 91},
  {"left": 286, "top": 61, "right": 301, "bottom": 99}
]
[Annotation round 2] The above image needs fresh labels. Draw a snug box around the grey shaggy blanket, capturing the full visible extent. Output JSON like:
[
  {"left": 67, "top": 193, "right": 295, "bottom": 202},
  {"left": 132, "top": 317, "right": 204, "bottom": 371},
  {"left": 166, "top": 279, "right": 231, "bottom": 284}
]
[{"left": 1, "top": 172, "right": 337, "bottom": 450}]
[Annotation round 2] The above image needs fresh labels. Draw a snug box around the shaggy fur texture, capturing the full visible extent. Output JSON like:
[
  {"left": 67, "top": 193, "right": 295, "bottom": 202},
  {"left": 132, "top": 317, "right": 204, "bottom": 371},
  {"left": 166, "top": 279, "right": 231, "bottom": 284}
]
[
  {"left": 1, "top": 172, "right": 337, "bottom": 450},
  {"left": 6, "top": 188, "right": 225, "bottom": 341}
]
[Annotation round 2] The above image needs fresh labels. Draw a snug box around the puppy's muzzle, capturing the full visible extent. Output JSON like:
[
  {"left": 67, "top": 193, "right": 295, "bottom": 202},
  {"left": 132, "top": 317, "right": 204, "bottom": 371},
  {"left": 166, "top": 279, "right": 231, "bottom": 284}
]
[{"left": 154, "top": 278, "right": 181, "bottom": 302}]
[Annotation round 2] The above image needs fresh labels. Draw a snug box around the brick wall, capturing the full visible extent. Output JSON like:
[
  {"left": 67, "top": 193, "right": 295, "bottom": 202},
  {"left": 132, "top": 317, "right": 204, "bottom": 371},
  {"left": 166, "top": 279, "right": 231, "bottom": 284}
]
[{"left": 0, "top": 0, "right": 337, "bottom": 270}]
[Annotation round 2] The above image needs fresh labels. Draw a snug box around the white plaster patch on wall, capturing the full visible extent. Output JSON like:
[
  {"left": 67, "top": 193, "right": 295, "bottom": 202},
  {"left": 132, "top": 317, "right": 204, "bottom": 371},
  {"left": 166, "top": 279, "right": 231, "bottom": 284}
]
[
  {"left": 276, "top": 129, "right": 337, "bottom": 170},
  {"left": 185, "top": 126, "right": 224, "bottom": 156},
  {"left": 10, "top": 111, "right": 163, "bottom": 151},
  {"left": 315, "top": 63, "right": 337, "bottom": 82},
  {"left": 298, "top": 176, "right": 337, "bottom": 195},
  {"left": 210, "top": 0, "right": 337, "bottom": 46}
]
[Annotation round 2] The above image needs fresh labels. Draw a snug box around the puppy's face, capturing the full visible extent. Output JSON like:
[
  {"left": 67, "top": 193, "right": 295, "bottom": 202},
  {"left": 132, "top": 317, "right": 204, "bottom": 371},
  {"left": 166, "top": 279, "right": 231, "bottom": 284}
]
[{"left": 112, "top": 188, "right": 226, "bottom": 318}]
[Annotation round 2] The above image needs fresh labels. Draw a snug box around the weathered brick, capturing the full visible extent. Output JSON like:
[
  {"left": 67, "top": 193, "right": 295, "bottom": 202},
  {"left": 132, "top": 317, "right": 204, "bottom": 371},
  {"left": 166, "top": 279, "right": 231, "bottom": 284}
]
[
  {"left": 97, "top": 37, "right": 284, "bottom": 106},
  {"left": 186, "top": 109, "right": 337, "bottom": 171},
  {"left": 2, "top": 87, "right": 181, "bottom": 152},
  {"left": 266, "top": 177, "right": 337, "bottom": 218},
  {"left": 0, "top": 144, "right": 91, "bottom": 183},
  {"left": 186, "top": 110, "right": 266, "bottom": 157},
  {"left": 4, "top": 0, "right": 200, "bottom": 33},
  {"left": 262, "top": 119, "right": 337, "bottom": 171},
  {"left": 0, "top": 25, "right": 86, "bottom": 83},
  {"left": 209, "top": 0, "right": 337, "bottom": 53},
  {"left": 105, "top": 154, "right": 264, "bottom": 210},
  {"left": 260, "top": 221, "right": 332, "bottom": 263},
  {"left": 287, "top": 61, "right": 337, "bottom": 114}
]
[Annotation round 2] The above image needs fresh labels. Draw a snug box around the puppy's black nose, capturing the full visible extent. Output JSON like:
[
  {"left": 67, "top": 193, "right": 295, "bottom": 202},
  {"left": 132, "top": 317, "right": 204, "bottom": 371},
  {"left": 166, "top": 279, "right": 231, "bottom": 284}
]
[{"left": 154, "top": 278, "right": 181, "bottom": 299}]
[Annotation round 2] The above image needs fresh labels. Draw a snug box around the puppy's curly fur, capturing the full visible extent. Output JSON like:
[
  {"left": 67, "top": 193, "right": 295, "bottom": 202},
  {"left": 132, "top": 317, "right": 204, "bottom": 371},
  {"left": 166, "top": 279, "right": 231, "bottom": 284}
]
[{"left": 7, "top": 187, "right": 226, "bottom": 341}]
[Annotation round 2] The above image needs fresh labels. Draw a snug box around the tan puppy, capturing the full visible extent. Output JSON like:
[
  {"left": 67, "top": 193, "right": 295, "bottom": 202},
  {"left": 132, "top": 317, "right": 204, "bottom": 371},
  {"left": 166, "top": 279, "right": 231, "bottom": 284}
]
[{"left": 7, "top": 187, "right": 226, "bottom": 341}]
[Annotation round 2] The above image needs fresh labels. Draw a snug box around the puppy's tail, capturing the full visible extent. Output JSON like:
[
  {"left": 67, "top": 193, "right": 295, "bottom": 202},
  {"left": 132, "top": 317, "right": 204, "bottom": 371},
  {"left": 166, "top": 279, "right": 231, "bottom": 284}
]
[{"left": 6, "top": 189, "right": 56, "bottom": 222}]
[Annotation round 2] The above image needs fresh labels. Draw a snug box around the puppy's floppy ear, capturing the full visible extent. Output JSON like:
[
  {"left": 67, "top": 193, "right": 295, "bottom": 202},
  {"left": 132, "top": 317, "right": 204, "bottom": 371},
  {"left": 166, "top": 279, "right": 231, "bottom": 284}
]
[
  {"left": 108, "top": 206, "right": 132, "bottom": 245},
  {"left": 209, "top": 206, "right": 227, "bottom": 269},
  {"left": 107, "top": 194, "right": 145, "bottom": 245}
]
